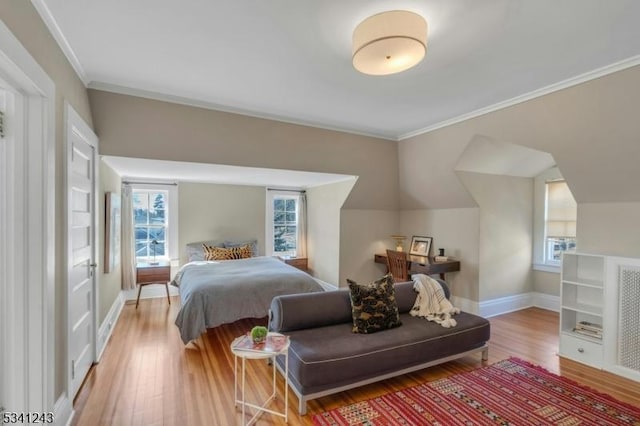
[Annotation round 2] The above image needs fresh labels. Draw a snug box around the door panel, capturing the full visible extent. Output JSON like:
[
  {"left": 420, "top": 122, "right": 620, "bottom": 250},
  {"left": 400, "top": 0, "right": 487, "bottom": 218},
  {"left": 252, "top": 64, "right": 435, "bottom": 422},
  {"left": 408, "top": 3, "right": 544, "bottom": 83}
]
[
  {"left": 0, "top": 88, "right": 6, "bottom": 417},
  {"left": 67, "top": 127, "right": 96, "bottom": 399}
]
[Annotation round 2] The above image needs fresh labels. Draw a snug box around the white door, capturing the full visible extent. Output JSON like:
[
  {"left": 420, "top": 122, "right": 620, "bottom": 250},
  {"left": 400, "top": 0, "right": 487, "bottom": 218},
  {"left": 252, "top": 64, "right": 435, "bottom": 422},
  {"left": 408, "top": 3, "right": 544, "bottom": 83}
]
[
  {"left": 67, "top": 106, "right": 99, "bottom": 399},
  {"left": 0, "top": 19, "right": 56, "bottom": 416},
  {"left": 0, "top": 86, "right": 7, "bottom": 418},
  {"left": 0, "top": 82, "right": 28, "bottom": 415}
]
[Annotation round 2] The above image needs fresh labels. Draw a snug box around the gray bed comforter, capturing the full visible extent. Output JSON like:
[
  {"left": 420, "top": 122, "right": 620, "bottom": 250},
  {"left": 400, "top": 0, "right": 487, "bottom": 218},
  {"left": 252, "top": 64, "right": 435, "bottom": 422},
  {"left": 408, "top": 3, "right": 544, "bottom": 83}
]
[{"left": 172, "top": 256, "right": 324, "bottom": 343}]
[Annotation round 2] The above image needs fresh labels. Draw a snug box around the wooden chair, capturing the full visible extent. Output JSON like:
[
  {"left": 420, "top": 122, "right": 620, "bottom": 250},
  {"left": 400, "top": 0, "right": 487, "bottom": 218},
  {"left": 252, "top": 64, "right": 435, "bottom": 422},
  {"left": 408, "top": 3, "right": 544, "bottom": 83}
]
[{"left": 386, "top": 249, "right": 408, "bottom": 282}]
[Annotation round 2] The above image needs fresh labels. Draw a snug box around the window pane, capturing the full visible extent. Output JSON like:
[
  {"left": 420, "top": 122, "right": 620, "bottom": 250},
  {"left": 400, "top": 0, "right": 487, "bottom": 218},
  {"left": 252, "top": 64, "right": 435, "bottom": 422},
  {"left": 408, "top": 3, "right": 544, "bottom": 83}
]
[
  {"left": 149, "top": 192, "right": 166, "bottom": 224},
  {"left": 285, "top": 212, "right": 296, "bottom": 222},
  {"left": 274, "top": 199, "right": 285, "bottom": 210},
  {"left": 151, "top": 193, "right": 165, "bottom": 211},
  {"left": 546, "top": 237, "right": 576, "bottom": 262},
  {"left": 149, "top": 239, "right": 164, "bottom": 257},
  {"left": 132, "top": 192, "right": 145, "bottom": 208},
  {"left": 135, "top": 227, "right": 149, "bottom": 240},
  {"left": 133, "top": 192, "right": 149, "bottom": 225},
  {"left": 151, "top": 209, "right": 165, "bottom": 224},
  {"left": 284, "top": 226, "right": 297, "bottom": 251},
  {"left": 285, "top": 199, "right": 296, "bottom": 211},
  {"left": 274, "top": 226, "right": 287, "bottom": 252},
  {"left": 274, "top": 211, "right": 285, "bottom": 224},
  {"left": 148, "top": 227, "right": 165, "bottom": 241},
  {"left": 135, "top": 241, "right": 148, "bottom": 257}
]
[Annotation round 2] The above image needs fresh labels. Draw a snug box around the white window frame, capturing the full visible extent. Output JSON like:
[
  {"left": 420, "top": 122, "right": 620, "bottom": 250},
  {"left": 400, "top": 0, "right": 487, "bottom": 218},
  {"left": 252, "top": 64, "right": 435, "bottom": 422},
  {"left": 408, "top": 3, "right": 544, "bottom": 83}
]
[
  {"left": 130, "top": 183, "right": 178, "bottom": 262},
  {"left": 532, "top": 167, "right": 576, "bottom": 272},
  {"left": 266, "top": 190, "right": 300, "bottom": 257}
]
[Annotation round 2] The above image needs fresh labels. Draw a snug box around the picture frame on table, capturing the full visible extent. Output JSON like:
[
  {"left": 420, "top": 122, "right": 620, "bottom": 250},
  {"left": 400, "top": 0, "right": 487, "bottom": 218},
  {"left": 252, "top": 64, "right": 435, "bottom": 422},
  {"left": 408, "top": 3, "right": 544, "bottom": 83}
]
[{"left": 409, "top": 236, "right": 432, "bottom": 257}]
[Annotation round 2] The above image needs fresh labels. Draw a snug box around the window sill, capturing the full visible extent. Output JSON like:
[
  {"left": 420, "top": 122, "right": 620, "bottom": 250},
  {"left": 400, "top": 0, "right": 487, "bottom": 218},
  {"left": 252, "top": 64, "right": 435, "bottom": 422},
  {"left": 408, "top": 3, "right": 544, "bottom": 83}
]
[{"left": 532, "top": 263, "right": 561, "bottom": 273}]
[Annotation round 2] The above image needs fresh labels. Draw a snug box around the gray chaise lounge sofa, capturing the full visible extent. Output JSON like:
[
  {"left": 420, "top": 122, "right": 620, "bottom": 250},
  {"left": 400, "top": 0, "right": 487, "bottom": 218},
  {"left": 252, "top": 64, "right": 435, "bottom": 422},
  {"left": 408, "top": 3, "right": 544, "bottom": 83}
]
[{"left": 268, "top": 280, "right": 490, "bottom": 414}]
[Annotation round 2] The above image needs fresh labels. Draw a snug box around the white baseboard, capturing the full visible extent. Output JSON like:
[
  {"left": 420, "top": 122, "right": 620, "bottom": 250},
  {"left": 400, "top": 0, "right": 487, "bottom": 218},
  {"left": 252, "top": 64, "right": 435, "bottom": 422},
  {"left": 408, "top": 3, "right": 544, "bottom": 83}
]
[
  {"left": 452, "top": 292, "right": 559, "bottom": 318},
  {"left": 451, "top": 296, "right": 479, "bottom": 315},
  {"left": 532, "top": 292, "right": 560, "bottom": 312},
  {"left": 123, "top": 283, "right": 179, "bottom": 301},
  {"left": 97, "top": 291, "right": 125, "bottom": 361},
  {"left": 480, "top": 292, "right": 534, "bottom": 318},
  {"left": 480, "top": 292, "right": 560, "bottom": 318},
  {"left": 53, "top": 393, "right": 74, "bottom": 426}
]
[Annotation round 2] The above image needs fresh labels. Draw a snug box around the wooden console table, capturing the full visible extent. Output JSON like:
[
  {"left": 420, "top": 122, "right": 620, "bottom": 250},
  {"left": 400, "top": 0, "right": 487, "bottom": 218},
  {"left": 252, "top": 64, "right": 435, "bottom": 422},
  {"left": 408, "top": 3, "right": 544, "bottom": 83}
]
[{"left": 374, "top": 253, "right": 460, "bottom": 280}]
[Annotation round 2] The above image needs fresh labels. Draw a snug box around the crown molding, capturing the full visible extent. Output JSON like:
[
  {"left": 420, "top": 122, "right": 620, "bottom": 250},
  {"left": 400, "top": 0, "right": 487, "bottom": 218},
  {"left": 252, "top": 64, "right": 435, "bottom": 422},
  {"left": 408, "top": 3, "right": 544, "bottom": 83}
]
[
  {"left": 87, "top": 81, "right": 397, "bottom": 141},
  {"left": 89, "top": 55, "right": 640, "bottom": 143},
  {"left": 31, "top": 0, "right": 88, "bottom": 86},
  {"left": 398, "top": 55, "right": 640, "bottom": 141}
]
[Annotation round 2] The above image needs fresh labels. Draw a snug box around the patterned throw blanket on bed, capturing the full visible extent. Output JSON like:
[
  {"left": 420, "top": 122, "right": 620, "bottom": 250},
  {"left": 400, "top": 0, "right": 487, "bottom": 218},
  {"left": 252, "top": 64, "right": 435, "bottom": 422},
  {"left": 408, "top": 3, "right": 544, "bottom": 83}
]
[{"left": 410, "top": 274, "right": 460, "bottom": 328}]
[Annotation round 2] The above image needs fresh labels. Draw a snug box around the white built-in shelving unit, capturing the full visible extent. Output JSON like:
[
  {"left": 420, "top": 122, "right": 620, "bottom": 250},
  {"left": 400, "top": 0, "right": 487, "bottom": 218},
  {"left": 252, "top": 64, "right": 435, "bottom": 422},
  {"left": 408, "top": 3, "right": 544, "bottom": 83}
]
[
  {"left": 560, "top": 252, "right": 640, "bottom": 382},
  {"left": 560, "top": 253, "right": 605, "bottom": 368}
]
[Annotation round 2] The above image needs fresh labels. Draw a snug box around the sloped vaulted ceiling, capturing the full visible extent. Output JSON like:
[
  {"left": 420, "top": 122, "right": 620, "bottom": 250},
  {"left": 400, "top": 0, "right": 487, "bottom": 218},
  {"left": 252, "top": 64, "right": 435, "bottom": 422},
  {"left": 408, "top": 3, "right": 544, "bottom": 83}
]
[
  {"left": 454, "top": 136, "right": 555, "bottom": 178},
  {"left": 399, "top": 65, "right": 640, "bottom": 209}
]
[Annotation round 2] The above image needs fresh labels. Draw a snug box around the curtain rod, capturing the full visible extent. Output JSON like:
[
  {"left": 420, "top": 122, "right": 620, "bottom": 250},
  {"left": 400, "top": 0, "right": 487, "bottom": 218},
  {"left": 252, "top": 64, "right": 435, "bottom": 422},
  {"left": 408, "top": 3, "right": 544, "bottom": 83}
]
[
  {"left": 267, "top": 188, "right": 306, "bottom": 193},
  {"left": 123, "top": 181, "right": 178, "bottom": 186}
]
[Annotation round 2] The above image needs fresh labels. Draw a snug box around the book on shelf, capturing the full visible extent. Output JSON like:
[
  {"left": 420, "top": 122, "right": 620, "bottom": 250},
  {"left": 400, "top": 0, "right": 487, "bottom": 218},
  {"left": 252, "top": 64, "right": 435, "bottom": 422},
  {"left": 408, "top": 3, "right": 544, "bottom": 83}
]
[
  {"left": 232, "top": 333, "right": 289, "bottom": 354},
  {"left": 572, "top": 327, "right": 602, "bottom": 339},
  {"left": 576, "top": 320, "right": 602, "bottom": 333}
]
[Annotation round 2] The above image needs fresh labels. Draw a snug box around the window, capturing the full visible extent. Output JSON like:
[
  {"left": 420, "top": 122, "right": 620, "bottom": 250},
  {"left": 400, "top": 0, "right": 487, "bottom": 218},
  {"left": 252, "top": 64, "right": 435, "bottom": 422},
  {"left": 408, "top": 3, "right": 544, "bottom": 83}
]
[
  {"left": 133, "top": 189, "right": 169, "bottom": 260},
  {"left": 544, "top": 180, "right": 577, "bottom": 264},
  {"left": 266, "top": 192, "right": 301, "bottom": 257}
]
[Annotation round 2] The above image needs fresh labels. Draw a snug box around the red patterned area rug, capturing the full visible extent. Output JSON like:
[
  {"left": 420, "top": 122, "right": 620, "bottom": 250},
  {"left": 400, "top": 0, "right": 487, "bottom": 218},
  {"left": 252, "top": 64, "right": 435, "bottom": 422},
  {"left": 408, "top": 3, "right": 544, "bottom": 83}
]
[{"left": 313, "top": 358, "right": 640, "bottom": 425}]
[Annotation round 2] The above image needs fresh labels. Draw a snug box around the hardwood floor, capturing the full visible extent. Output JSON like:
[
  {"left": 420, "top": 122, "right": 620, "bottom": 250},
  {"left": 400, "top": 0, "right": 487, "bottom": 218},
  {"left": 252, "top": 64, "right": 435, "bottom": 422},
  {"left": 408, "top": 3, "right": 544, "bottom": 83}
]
[{"left": 72, "top": 298, "right": 640, "bottom": 426}]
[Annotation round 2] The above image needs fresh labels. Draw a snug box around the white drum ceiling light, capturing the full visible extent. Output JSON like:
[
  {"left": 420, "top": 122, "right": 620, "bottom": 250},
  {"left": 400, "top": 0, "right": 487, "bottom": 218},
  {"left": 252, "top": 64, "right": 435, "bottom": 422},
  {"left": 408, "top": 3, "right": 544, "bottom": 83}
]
[{"left": 352, "top": 10, "right": 427, "bottom": 76}]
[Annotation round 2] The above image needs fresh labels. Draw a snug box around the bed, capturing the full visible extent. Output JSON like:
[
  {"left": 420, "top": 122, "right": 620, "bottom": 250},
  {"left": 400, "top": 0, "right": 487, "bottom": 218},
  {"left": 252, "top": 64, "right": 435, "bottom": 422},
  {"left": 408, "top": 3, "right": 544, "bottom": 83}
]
[{"left": 172, "top": 256, "right": 325, "bottom": 343}]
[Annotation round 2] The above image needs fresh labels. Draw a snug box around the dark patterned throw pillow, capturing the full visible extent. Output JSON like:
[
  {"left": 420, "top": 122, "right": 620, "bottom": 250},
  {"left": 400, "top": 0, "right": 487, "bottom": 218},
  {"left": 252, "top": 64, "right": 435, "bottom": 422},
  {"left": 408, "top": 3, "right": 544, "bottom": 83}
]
[
  {"left": 202, "top": 244, "right": 253, "bottom": 260},
  {"left": 347, "top": 274, "right": 402, "bottom": 334}
]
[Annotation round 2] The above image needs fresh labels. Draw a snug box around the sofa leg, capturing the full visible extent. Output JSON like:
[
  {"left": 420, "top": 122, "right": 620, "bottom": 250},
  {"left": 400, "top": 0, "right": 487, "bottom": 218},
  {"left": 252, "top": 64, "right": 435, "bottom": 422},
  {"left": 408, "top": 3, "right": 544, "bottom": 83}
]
[
  {"left": 298, "top": 397, "right": 307, "bottom": 415},
  {"left": 481, "top": 347, "right": 489, "bottom": 361}
]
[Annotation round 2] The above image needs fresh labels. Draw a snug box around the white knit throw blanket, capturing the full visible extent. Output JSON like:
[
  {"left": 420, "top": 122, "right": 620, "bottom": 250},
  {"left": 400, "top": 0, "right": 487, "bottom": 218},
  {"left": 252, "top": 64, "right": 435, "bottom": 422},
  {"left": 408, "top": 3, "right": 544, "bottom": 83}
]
[{"left": 410, "top": 274, "right": 460, "bottom": 328}]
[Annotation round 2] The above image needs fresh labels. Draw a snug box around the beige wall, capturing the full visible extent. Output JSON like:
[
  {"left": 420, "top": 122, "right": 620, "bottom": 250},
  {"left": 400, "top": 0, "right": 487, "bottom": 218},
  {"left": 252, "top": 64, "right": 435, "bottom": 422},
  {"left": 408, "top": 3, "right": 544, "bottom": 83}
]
[
  {"left": 577, "top": 202, "right": 640, "bottom": 258},
  {"left": 88, "top": 89, "right": 399, "bottom": 210},
  {"left": 98, "top": 161, "right": 123, "bottom": 323},
  {"left": 178, "top": 182, "right": 266, "bottom": 264},
  {"left": 339, "top": 210, "right": 399, "bottom": 287},
  {"left": 306, "top": 178, "right": 357, "bottom": 285},
  {"left": 533, "top": 270, "right": 560, "bottom": 296},
  {"left": 400, "top": 208, "right": 480, "bottom": 300},
  {"left": 0, "top": 2, "right": 93, "bottom": 399},
  {"left": 458, "top": 172, "right": 534, "bottom": 301}
]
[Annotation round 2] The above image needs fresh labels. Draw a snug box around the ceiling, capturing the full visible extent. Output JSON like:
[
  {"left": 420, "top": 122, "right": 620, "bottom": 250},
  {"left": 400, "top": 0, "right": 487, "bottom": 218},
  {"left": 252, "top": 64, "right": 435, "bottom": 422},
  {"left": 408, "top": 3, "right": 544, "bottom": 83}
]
[
  {"left": 102, "top": 156, "right": 356, "bottom": 189},
  {"left": 455, "top": 136, "right": 555, "bottom": 178},
  {"left": 36, "top": 0, "right": 640, "bottom": 140}
]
